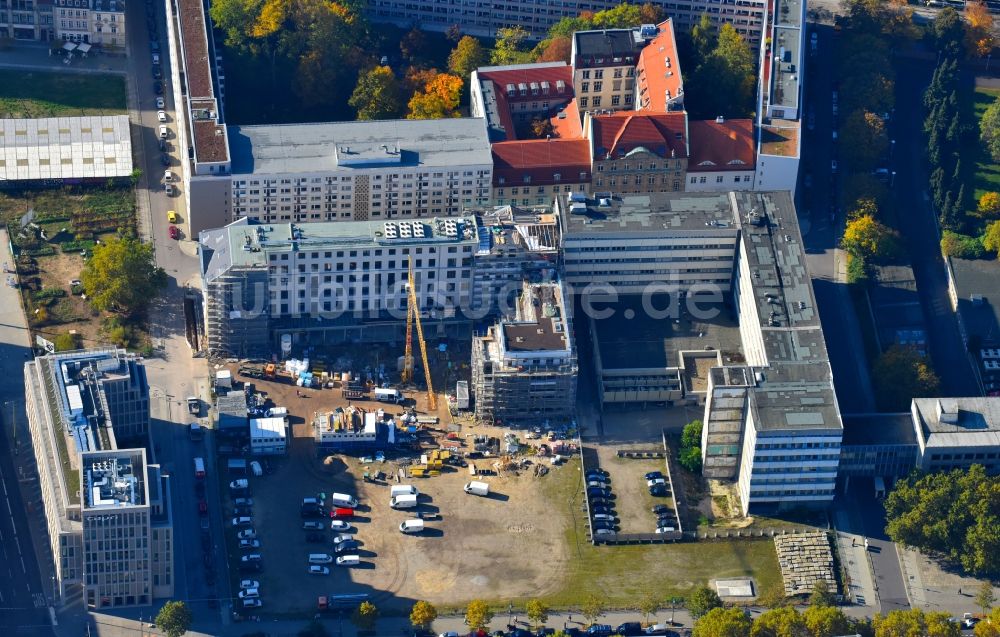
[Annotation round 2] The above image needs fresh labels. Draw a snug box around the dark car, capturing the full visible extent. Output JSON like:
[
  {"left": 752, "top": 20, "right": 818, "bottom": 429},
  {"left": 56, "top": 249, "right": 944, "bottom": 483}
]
[
  {"left": 649, "top": 485, "right": 669, "bottom": 497},
  {"left": 154, "top": 81, "right": 163, "bottom": 94},
  {"left": 590, "top": 505, "right": 614, "bottom": 516},
  {"left": 585, "top": 469, "right": 609, "bottom": 479},
  {"left": 334, "top": 539, "right": 360, "bottom": 553},
  {"left": 300, "top": 507, "right": 325, "bottom": 519},
  {"left": 238, "top": 561, "right": 261, "bottom": 572},
  {"left": 586, "top": 626, "right": 614, "bottom": 636},
  {"left": 592, "top": 519, "right": 617, "bottom": 531},
  {"left": 508, "top": 630, "right": 533, "bottom": 637},
  {"left": 589, "top": 498, "right": 612, "bottom": 508},
  {"left": 152, "top": 66, "right": 161, "bottom": 79},
  {"left": 651, "top": 504, "right": 671, "bottom": 515},
  {"left": 535, "top": 629, "right": 557, "bottom": 636},
  {"left": 233, "top": 506, "right": 252, "bottom": 517},
  {"left": 616, "top": 623, "right": 643, "bottom": 636},
  {"left": 305, "top": 532, "right": 325, "bottom": 543},
  {"left": 587, "top": 487, "right": 612, "bottom": 498},
  {"left": 197, "top": 499, "right": 208, "bottom": 515},
  {"left": 644, "top": 471, "right": 665, "bottom": 481},
  {"left": 160, "top": 153, "right": 171, "bottom": 166}
]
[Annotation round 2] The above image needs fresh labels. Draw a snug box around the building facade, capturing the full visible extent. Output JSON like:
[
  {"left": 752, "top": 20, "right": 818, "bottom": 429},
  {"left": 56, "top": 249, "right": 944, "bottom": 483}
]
[
  {"left": 0, "top": 0, "right": 53, "bottom": 40},
  {"left": 911, "top": 398, "right": 1000, "bottom": 474},
  {"left": 23, "top": 349, "right": 172, "bottom": 608},
  {"left": 471, "top": 281, "right": 577, "bottom": 426},
  {"left": 587, "top": 111, "right": 689, "bottom": 194},
  {"left": 53, "top": 0, "right": 124, "bottom": 46}
]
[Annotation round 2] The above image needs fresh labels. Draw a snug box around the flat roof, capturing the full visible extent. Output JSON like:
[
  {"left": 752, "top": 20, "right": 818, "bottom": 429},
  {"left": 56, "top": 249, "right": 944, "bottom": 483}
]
[
  {"left": 193, "top": 119, "right": 229, "bottom": 165},
  {"left": 250, "top": 416, "right": 286, "bottom": 438},
  {"left": 81, "top": 449, "right": 147, "bottom": 510},
  {"left": 560, "top": 191, "right": 739, "bottom": 235},
  {"left": 177, "top": 0, "right": 213, "bottom": 99},
  {"left": 200, "top": 216, "right": 479, "bottom": 282},
  {"left": 593, "top": 295, "right": 741, "bottom": 370},
  {"left": 574, "top": 28, "right": 645, "bottom": 67},
  {"left": 913, "top": 398, "right": 1000, "bottom": 448},
  {"left": 500, "top": 283, "right": 571, "bottom": 353},
  {"left": 228, "top": 118, "right": 492, "bottom": 175},
  {"left": 0, "top": 116, "right": 132, "bottom": 181},
  {"left": 950, "top": 256, "right": 1000, "bottom": 346},
  {"left": 841, "top": 413, "right": 917, "bottom": 446}
]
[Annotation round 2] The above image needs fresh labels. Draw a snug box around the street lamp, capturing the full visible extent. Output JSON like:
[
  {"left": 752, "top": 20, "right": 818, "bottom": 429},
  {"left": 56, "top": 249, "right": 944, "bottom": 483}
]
[
  {"left": 890, "top": 171, "right": 897, "bottom": 188},
  {"left": 890, "top": 139, "right": 895, "bottom": 161}
]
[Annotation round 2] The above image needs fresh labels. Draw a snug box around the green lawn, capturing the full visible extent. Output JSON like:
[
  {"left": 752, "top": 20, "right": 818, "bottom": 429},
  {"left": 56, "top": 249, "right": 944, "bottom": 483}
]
[
  {"left": 972, "top": 86, "right": 1000, "bottom": 202},
  {"left": 534, "top": 458, "right": 783, "bottom": 609},
  {"left": 0, "top": 69, "right": 126, "bottom": 118}
]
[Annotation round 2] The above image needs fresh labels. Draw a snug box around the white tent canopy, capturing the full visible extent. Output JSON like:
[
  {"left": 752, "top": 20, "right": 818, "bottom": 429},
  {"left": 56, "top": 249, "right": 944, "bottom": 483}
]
[
  {"left": 62, "top": 42, "right": 77, "bottom": 52},
  {"left": 77, "top": 43, "right": 91, "bottom": 54}
]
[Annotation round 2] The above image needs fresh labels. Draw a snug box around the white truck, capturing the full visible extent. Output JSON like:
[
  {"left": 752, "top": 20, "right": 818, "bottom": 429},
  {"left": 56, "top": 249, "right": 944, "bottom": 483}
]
[
  {"left": 390, "top": 494, "right": 418, "bottom": 509},
  {"left": 455, "top": 381, "right": 469, "bottom": 410},
  {"left": 464, "top": 480, "right": 490, "bottom": 497},
  {"left": 373, "top": 387, "right": 404, "bottom": 404}
]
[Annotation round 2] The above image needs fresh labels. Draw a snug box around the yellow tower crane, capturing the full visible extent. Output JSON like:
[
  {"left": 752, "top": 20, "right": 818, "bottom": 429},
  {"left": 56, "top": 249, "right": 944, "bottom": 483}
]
[{"left": 401, "top": 256, "right": 437, "bottom": 410}]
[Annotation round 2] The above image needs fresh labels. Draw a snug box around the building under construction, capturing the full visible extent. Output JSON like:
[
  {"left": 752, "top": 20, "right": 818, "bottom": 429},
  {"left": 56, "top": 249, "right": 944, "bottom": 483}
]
[{"left": 471, "top": 280, "right": 576, "bottom": 427}]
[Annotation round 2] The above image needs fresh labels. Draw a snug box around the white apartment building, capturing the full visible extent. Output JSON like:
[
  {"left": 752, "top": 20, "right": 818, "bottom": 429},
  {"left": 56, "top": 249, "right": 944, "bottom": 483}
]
[
  {"left": 23, "top": 349, "right": 173, "bottom": 608},
  {"left": 363, "top": 0, "right": 766, "bottom": 46},
  {"left": 186, "top": 119, "right": 493, "bottom": 234},
  {"left": 198, "top": 217, "right": 480, "bottom": 356}
]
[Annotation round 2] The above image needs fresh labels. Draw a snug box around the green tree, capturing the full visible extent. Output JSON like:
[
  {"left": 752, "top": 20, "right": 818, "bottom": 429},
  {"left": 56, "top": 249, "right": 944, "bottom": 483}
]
[
  {"left": 53, "top": 332, "right": 82, "bottom": 352},
  {"left": 582, "top": 594, "right": 606, "bottom": 626},
  {"left": 687, "top": 586, "right": 723, "bottom": 619},
  {"left": 679, "top": 419, "right": 703, "bottom": 472},
  {"left": 751, "top": 606, "right": 809, "bottom": 637},
  {"left": 410, "top": 601, "right": 438, "bottom": 630},
  {"left": 688, "top": 24, "right": 755, "bottom": 119},
  {"left": 349, "top": 66, "right": 403, "bottom": 120},
  {"left": 526, "top": 599, "right": 550, "bottom": 629},
  {"left": 639, "top": 593, "right": 660, "bottom": 625},
  {"left": 81, "top": 236, "right": 166, "bottom": 317},
  {"left": 874, "top": 609, "right": 925, "bottom": 637},
  {"left": 693, "top": 607, "right": 753, "bottom": 637},
  {"left": 156, "top": 601, "right": 192, "bottom": 637},
  {"left": 871, "top": 345, "right": 941, "bottom": 412},
  {"left": 941, "top": 231, "right": 986, "bottom": 259},
  {"left": 802, "top": 606, "right": 851, "bottom": 637},
  {"left": 841, "top": 110, "right": 889, "bottom": 172},
  {"left": 976, "top": 581, "right": 996, "bottom": 616},
  {"left": 984, "top": 220, "right": 1000, "bottom": 255},
  {"left": 491, "top": 26, "right": 532, "bottom": 65},
  {"left": 933, "top": 7, "right": 967, "bottom": 57},
  {"left": 351, "top": 601, "right": 378, "bottom": 631},
  {"left": 591, "top": 3, "right": 642, "bottom": 28},
  {"left": 981, "top": 98, "right": 1000, "bottom": 162},
  {"left": 842, "top": 214, "right": 901, "bottom": 263},
  {"left": 448, "top": 35, "right": 487, "bottom": 81},
  {"left": 809, "top": 580, "right": 835, "bottom": 608},
  {"left": 465, "top": 600, "right": 493, "bottom": 631},
  {"left": 690, "top": 14, "right": 717, "bottom": 59}
]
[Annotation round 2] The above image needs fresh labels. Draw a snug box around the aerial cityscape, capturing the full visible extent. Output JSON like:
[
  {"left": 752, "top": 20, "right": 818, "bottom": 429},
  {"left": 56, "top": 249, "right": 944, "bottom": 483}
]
[{"left": 0, "top": 0, "right": 1000, "bottom": 635}]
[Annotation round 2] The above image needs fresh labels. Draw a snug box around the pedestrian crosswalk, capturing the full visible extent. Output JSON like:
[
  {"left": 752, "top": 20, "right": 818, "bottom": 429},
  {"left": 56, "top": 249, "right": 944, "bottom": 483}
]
[{"left": 32, "top": 593, "right": 45, "bottom": 608}]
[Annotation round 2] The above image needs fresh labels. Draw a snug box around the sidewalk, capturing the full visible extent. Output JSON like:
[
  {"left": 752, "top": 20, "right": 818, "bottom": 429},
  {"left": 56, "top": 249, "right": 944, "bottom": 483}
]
[
  {"left": 0, "top": 41, "right": 127, "bottom": 75},
  {"left": 831, "top": 509, "right": 879, "bottom": 611}
]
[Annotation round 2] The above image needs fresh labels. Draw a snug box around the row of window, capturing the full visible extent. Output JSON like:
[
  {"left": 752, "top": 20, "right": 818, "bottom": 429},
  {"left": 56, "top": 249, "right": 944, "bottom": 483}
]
[
  {"left": 233, "top": 171, "right": 488, "bottom": 187},
  {"left": 494, "top": 184, "right": 583, "bottom": 195},
  {"left": 269, "top": 246, "right": 467, "bottom": 261},
  {"left": 579, "top": 94, "right": 632, "bottom": 108}
]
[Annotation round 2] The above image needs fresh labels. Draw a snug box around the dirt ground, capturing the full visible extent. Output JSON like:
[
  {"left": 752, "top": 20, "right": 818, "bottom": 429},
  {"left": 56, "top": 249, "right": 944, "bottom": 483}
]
[
  {"left": 31, "top": 251, "right": 105, "bottom": 345},
  {"left": 592, "top": 446, "right": 677, "bottom": 534},
  {"left": 219, "top": 368, "right": 574, "bottom": 614}
]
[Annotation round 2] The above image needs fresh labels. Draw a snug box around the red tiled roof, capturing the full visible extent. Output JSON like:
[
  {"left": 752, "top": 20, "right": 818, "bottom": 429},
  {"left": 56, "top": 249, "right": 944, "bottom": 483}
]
[
  {"left": 478, "top": 64, "right": 574, "bottom": 104},
  {"left": 491, "top": 139, "right": 592, "bottom": 186},
  {"left": 589, "top": 112, "right": 688, "bottom": 161},
  {"left": 549, "top": 99, "right": 583, "bottom": 139},
  {"left": 687, "top": 119, "right": 756, "bottom": 171},
  {"left": 178, "top": 0, "right": 212, "bottom": 99},
  {"left": 635, "top": 19, "right": 684, "bottom": 113}
]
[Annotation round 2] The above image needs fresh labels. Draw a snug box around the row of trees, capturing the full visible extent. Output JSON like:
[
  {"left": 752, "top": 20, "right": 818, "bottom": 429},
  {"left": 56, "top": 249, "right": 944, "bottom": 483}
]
[
  {"left": 884, "top": 464, "right": 1000, "bottom": 575},
  {"left": 679, "top": 419, "right": 703, "bottom": 472}
]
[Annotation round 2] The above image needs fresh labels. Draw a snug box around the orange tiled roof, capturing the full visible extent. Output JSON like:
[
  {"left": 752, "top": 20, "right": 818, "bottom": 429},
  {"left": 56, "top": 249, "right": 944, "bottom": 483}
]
[
  {"left": 635, "top": 19, "right": 683, "bottom": 113},
  {"left": 589, "top": 111, "right": 688, "bottom": 161},
  {"left": 549, "top": 99, "right": 583, "bottom": 139},
  {"left": 478, "top": 65, "right": 574, "bottom": 105},
  {"left": 687, "top": 119, "right": 756, "bottom": 171},
  {"left": 491, "top": 138, "right": 592, "bottom": 186}
]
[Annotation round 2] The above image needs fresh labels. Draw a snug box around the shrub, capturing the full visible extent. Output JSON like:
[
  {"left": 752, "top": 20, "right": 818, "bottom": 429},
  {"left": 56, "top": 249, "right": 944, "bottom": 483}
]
[{"left": 941, "top": 230, "right": 987, "bottom": 259}]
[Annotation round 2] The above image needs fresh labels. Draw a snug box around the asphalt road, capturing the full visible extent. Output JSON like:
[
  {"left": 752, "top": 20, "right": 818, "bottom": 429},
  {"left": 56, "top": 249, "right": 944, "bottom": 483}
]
[
  {"left": 855, "top": 494, "right": 910, "bottom": 613},
  {"left": 798, "top": 24, "right": 877, "bottom": 413},
  {"left": 893, "top": 59, "right": 980, "bottom": 397}
]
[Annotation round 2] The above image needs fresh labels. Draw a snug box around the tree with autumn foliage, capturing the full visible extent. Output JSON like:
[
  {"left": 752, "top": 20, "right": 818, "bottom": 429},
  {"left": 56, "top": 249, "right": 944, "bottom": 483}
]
[
  {"left": 965, "top": 0, "right": 995, "bottom": 58},
  {"left": 407, "top": 72, "right": 463, "bottom": 119},
  {"left": 872, "top": 346, "right": 941, "bottom": 411},
  {"left": 490, "top": 26, "right": 532, "bottom": 65},
  {"left": 448, "top": 36, "right": 487, "bottom": 82},
  {"left": 978, "top": 192, "right": 1000, "bottom": 217},
  {"left": 534, "top": 36, "right": 572, "bottom": 63},
  {"left": 842, "top": 214, "right": 901, "bottom": 262},
  {"left": 841, "top": 110, "right": 889, "bottom": 172},
  {"left": 349, "top": 66, "right": 404, "bottom": 120}
]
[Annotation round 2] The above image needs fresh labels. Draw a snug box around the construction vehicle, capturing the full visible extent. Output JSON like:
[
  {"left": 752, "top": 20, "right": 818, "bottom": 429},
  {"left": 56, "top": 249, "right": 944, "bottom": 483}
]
[{"left": 401, "top": 257, "right": 437, "bottom": 410}]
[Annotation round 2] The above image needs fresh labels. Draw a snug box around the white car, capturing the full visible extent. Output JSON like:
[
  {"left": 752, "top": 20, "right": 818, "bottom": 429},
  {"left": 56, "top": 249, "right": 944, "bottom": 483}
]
[
  {"left": 308, "top": 565, "right": 330, "bottom": 575},
  {"left": 646, "top": 477, "right": 666, "bottom": 487},
  {"left": 239, "top": 579, "right": 259, "bottom": 590},
  {"left": 331, "top": 534, "right": 352, "bottom": 545},
  {"left": 158, "top": 124, "right": 168, "bottom": 139},
  {"left": 155, "top": 96, "right": 165, "bottom": 109},
  {"left": 655, "top": 526, "right": 676, "bottom": 534},
  {"left": 831, "top": 160, "right": 839, "bottom": 173},
  {"left": 309, "top": 554, "right": 333, "bottom": 564},
  {"left": 157, "top": 110, "right": 167, "bottom": 122},
  {"left": 163, "top": 170, "right": 174, "bottom": 183},
  {"left": 239, "top": 539, "right": 261, "bottom": 550},
  {"left": 237, "top": 529, "right": 257, "bottom": 540},
  {"left": 242, "top": 598, "right": 262, "bottom": 609},
  {"left": 231, "top": 516, "right": 252, "bottom": 527},
  {"left": 330, "top": 520, "right": 352, "bottom": 532},
  {"left": 238, "top": 588, "right": 259, "bottom": 599},
  {"left": 230, "top": 479, "right": 249, "bottom": 490}
]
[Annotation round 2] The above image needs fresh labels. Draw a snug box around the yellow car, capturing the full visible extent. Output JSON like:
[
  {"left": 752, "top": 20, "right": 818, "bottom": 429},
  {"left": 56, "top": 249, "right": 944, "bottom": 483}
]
[{"left": 167, "top": 210, "right": 178, "bottom": 224}]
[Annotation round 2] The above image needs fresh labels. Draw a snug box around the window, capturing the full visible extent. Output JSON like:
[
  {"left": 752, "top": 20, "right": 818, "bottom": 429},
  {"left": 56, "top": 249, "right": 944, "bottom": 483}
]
[
  {"left": 594, "top": 70, "right": 603, "bottom": 79},
  {"left": 699, "top": 176, "right": 707, "bottom": 184},
  {"left": 580, "top": 97, "right": 588, "bottom": 108},
  {"left": 592, "top": 97, "right": 601, "bottom": 107},
  {"left": 581, "top": 82, "right": 590, "bottom": 93},
  {"left": 613, "top": 68, "right": 622, "bottom": 78},
  {"left": 716, "top": 175, "right": 724, "bottom": 183},
  {"left": 593, "top": 81, "right": 602, "bottom": 92},
  {"left": 582, "top": 70, "right": 591, "bottom": 79},
  {"left": 611, "top": 95, "right": 620, "bottom": 106}
]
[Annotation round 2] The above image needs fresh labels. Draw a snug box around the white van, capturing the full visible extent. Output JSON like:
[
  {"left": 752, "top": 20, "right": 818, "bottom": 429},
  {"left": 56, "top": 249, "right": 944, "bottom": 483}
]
[
  {"left": 399, "top": 519, "right": 424, "bottom": 534},
  {"left": 390, "top": 485, "right": 418, "bottom": 498},
  {"left": 390, "top": 494, "right": 418, "bottom": 509},
  {"left": 464, "top": 481, "right": 490, "bottom": 497},
  {"left": 373, "top": 387, "right": 403, "bottom": 403},
  {"left": 330, "top": 492, "right": 358, "bottom": 508},
  {"left": 308, "top": 553, "right": 333, "bottom": 564},
  {"left": 250, "top": 461, "right": 263, "bottom": 477},
  {"left": 335, "top": 555, "right": 359, "bottom": 567}
]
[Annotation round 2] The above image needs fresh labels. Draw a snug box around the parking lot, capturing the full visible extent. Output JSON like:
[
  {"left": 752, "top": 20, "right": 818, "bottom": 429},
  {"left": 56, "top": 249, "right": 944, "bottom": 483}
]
[
  {"left": 218, "top": 395, "right": 578, "bottom": 613},
  {"left": 591, "top": 447, "right": 679, "bottom": 535}
]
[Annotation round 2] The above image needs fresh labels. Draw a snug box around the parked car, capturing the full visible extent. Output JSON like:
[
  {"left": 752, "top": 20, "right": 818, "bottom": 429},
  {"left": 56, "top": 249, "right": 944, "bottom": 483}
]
[
  {"left": 309, "top": 565, "right": 330, "bottom": 575},
  {"left": 589, "top": 498, "right": 612, "bottom": 508},
  {"left": 334, "top": 540, "right": 360, "bottom": 553},
  {"left": 234, "top": 506, "right": 252, "bottom": 517},
  {"left": 300, "top": 507, "right": 325, "bottom": 519},
  {"left": 155, "top": 96, "right": 165, "bottom": 109},
  {"left": 593, "top": 513, "right": 617, "bottom": 522},
  {"left": 157, "top": 110, "right": 167, "bottom": 122},
  {"left": 587, "top": 480, "right": 610, "bottom": 489},
  {"left": 158, "top": 124, "right": 168, "bottom": 139},
  {"left": 331, "top": 534, "right": 353, "bottom": 546},
  {"left": 305, "top": 532, "right": 324, "bottom": 543},
  {"left": 168, "top": 225, "right": 180, "bottom": 240},
  {"left": 239, "top": 539, "right": 261, "bottom": 550},
  {"left": 646, "top": 477, "right": 666, "bottom": 487},
  {"left": 238, "top": 588, "right": 259, "bottom": 599},
  {"left": 587, "top": 487, "right": 612, "bottom": 498},
  {"left": 329, "top": 520, "right": 352, "bottom": 532},
  {"left": 593, "top": 528, "right": 615, "bottom": 537},
  {"left": 592, "top": 520, "right": 617, "bottom": 531},
  {"left": 237, "top": 529, "right": 257, "bottom": 540},
  {"left": 586, "top": 626, "right": 613, "bottom": 636},
  {"left": 655, "top": 526, "right": 677, "bottom": 534},
  {"left": 649, "top": 485, "right": 669, "bottom": 497},
  {"left": 233, "top": 498, "right": 254, "bottom": 507},
  {"left": 229, "top": 479, "right": 249, "bottom": 490},
  {"left": 831, "top": 159, "right": 838, "bottom": 173},
  {"left": 154, "top": 81, "right": 163, "bottom": 94},
  {"left": 242, "top": 599, "right": 262, "bottom": 609},
  {"left": 644, "top": 471, "right": 664, "bottom": 481},
  {"left": 231, "top": 516, "right": 252, "bottom": 527},
  {"left": 302, "top": 521, "right": 324, "bottom": 531},
  {"left": 651, "top": 504, "right": 671, "bottom": 515},
  {"left": 590, "top": 505, "right": 614, "bottom": 516},
  {"left": 238, "top": 560, "right": 261, "bottom": 572},
  {"left": 240, "top": 554, "right": 262, "bottom": 563},
  {"left": 585, "top": 469, "right": 609, "bottom": 478},
  {"left": 160, "top": 153, "right": 170, "bottom": 166},
  {"left": 616, "top": 622, "right": 642, "bottom": 636},
  {"left": 643, "top": 625, "right": 670, "bottom": 635},
  {"left": 239, "top": 579, "right": 259, "bottom": 590}
]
